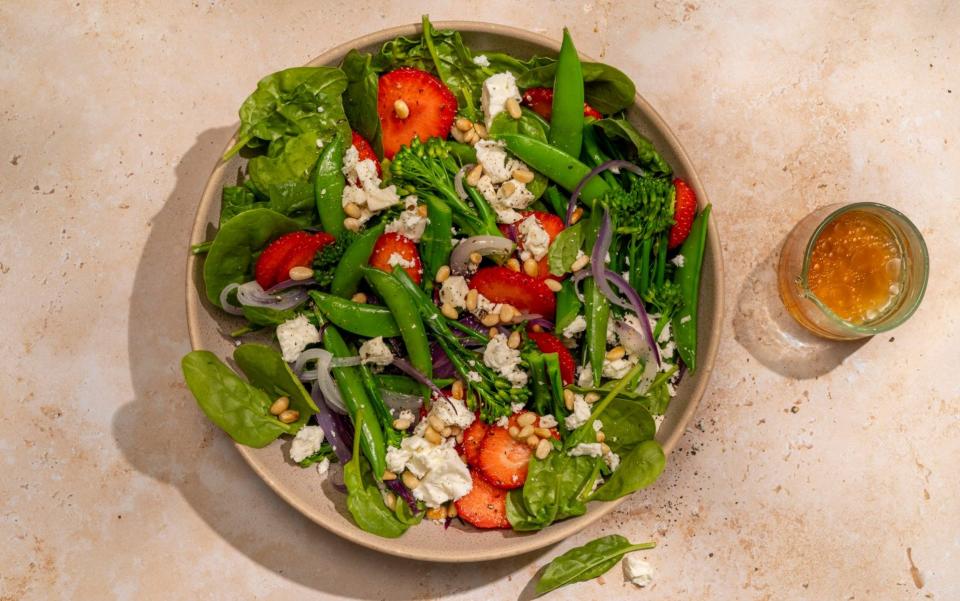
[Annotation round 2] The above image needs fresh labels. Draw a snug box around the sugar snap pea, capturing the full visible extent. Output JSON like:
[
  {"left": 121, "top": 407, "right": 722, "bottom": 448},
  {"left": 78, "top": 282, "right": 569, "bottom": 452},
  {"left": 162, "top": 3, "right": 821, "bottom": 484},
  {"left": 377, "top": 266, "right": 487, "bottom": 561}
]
[
  {"left": 418, "top": 195, "right": 453, "bottom": 289},
  {"left": 672, "top": 204, "right": 711, "bottom": 371},
  {"left": 330, "top": 221, "right": 385, "bottom": 298},
  {"left": 314, "top": 132, "right": 346, "bottom": 238},
  {"left": 495, "top": 134, "right": 610, "bottom": 207},
  {"left": 549, "top": 28, "right": 585, "bottom": 157},
  {"left": 311, "top": 291, "right": 401, "bottom": 338}
]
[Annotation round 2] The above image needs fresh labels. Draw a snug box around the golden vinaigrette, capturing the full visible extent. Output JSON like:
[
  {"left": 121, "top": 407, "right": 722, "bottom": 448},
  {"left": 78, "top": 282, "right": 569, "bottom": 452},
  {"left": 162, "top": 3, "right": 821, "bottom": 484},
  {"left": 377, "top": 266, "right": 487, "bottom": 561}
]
[{"left": 805, "top": 210, "right": 901, "bottom": 324}]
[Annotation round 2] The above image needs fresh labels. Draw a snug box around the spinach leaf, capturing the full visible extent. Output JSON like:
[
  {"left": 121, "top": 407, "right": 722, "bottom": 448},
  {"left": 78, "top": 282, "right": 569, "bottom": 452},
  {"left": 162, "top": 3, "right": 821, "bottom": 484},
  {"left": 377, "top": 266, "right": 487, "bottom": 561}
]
[
  {"left": 547, "top": 220, "right": 585, "bottom": 276},
  {"left": 554, "top": 278, "right": 583, "bottom": 335},
  {"left": 393, "top": 499, "right": 424, "bottom": 526},
  {"left": 298, "top": 443, "right": 336, "bottom": 468},
  {"left": 597, "top": 396, "right": 656, "bottom": 455},
  {"left": 344, "top": 414, "right": 410, "bottom": 538},
  {"left": 181, "top": 351, "right": 292, "bottom": 447},
  {"left": 219, "top": 186, "right": 264, "bottom": 227},
  {"left": 233, "top": 343, "right": 320, "bottom": 430},
  {"left": 202, "top": 208, "right": 301, "bottom": 306},
  {"left": 554, "top": 454, "right": 602, "bottom": 520},
  {"left": 592, "top": 118, "right": 672, "bottom": 176},
  {"left": 507, "top": 451, "right": 598, "bottom": 531},
  {"left": 246, "top": 131, "right": 322, "bottom": 224},
  {"left": 589, "top": 440, "right": 665, "bottom": 502},
  {"left": 241, "top": 304, "right": 302, "bottom": 327},
  {"left": 517, "top": 61, "right": 637, "bottom": 115},
  {"left": 340, "top": 49, "right": 383, "bottom": 156},
  {"left": 535, "top": 535, "right": 656, "bottom": 596}
]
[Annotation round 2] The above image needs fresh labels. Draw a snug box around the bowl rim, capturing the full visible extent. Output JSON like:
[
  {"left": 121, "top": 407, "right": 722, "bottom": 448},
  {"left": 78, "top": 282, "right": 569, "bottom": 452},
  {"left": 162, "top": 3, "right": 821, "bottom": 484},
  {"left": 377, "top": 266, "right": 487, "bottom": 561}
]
[{"left": 185, "top": 19, "right": 724, "bottom": 562}]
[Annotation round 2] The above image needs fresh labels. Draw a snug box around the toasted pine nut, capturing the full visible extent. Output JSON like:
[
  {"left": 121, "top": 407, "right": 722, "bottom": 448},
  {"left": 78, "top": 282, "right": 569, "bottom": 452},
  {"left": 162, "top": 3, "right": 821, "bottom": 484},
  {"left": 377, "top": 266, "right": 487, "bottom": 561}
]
[
  {"left": 441, "top": 426, "right": 453, "bottom": 438},
  {"left": 570, "top": 207, "right": 584, "bottom": 224},
  {"left": 456, "top": 432, "right": 464, "bottom": 444},
  {"left": 506, "top": 258, "right": 521, "bottom": 272},
  {"left": 584, "top": 392, "right": 601, "bottom": 404},
  {"left": 508, "top": 425, "right": 520, "bottom": 439},
  {"left": 596, "top": 431, "right": 606, "bottom": 443},
  {"left": 426, "top": 506, "right": 446, "bottom": 520},
  {"left": 451, "top": 379, "right": 465, "bottom": 400},
  {"left": 605, "top": 346, "right": 626, "bottom": 361},
  {"left": 466, "top": 289, "right": 479, "bottom": 311},
  {"left": 531, "top": 324, "right": 543, "bottom": 332},
  {"left": 545, "top": 278, "right": 563, "bottom": 292},
  {"left": 402, "top": 470, "right": 421, "bottom": 490},
  {"left": 289, "top": 266, "right": 314, "bottom": 281},
  {"left": 343, "top": 217, "right": 361, "bottom": 232},
  {"left": 525, "top": 435, "right": 540, "bottom": 448},
  {"left": 424, "top": 427, "right": 443, "bottom": 445},
  {"left": 535, "top": 438, "right": 552, "bottom": 459},
  {"left": 269, "top": 396, "right": 290, "bottom": 416},
  {"left": 518, "top": 424, "right": 534, "bottom": 439},
  {"left": 382, "top": 470, "right": 398, "bottom": 481},
  {"left": 512, "top": 168, "right": 534, "bottom": 183},
  {"left": 469, "top": 251, "right": 483, "bottom": 265},
  {"left": 449, "top": 425, "right": 462, "bottom": 436},
  {"left": 416, "top": 204, "right": 429, "bottom": 217},
  {"left": 534, "top": 427, "right": 552, "bottom": 439},
  {"left": 499, "top": 305, "right": 515, "bottom": 324},
  {"left": 488, "top": 327, "right": 499, "bottom": 338},
  {"left": 505, "top": 97, "right": 522, "bottom": 119},
  {"left": 343, "top": 202, "right": 362, "bottom": 218},
  {"left": 601, "top": 442, "right": 611, "bottom": 455},
  {"left": 351, "top": 292, "right": 368, "bottom": 304},
  {"left": 441, "top": 302, "right": 459, "bottom": 319},
  {"left": 384, "top": 491, "right": 397, "bottom": 510},
  {"left": 393, "top": 99, "right": 410, "bottom": 119},
  {"left": 447, "top": 503, "right": 458, "bottom": 518},
  {"left": 516, "top": 412, "right": 537, "bottom": 428},
  {"left": 466, "top": 163, "right": 483, "bottom": 187},
  {"left": 278, "top": 409, "right": 300, "bottom": 424},
  {"left": 428, "top": 414, "right": 445, "bottom": 432},
  {"left": 392, "top": 418, "right": 411, "bottom": 430},
  {"left": 571, "top": 254, "right": 590, "bottom": 272},
  {"left": 507, "top": 330, "right": 521, "bottom": 349},
  {"left": 523, "top": 258, "right": 539, "bottom": 277},
  {"left": 564, "top": 389, "right": 575, "bottom": 411},
  {"left": 473, "top": 123, "right": 488, "bottom": 139},
  {"left": 500, "top": 181, "right": 517, "bottom": 197},
  {"left": 481, "top": 312, "right": 500, "bottom": 327},
  {"left": 464, "top": 129, "right": 479, "bottom": 144},
  {"left": 456, "top": 117, "right": 473, "bottom": 132},
  {"left": 435, "top": 265, "right": 451, "bottom": 283}
]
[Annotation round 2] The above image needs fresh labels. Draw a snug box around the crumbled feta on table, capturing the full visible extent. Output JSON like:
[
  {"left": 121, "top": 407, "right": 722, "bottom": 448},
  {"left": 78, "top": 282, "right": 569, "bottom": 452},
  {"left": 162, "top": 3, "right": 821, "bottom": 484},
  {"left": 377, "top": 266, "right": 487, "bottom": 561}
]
[{"left": 623, "top": 555, "right": 655, "bottom": 588}]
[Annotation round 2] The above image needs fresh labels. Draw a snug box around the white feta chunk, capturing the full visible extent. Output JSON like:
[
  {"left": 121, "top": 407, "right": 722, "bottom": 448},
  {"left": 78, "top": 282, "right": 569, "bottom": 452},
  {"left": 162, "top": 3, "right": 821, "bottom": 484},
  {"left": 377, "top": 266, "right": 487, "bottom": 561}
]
[
  {"left": 385, "top": 197, "right": 429, "bottom": 242},
  {"left": 539, "top": 414, "right": 558, "bottom": 429},
  {"left": 483, "top": 333, "right": 528, "bottom": 387},
  {"left": 472, "top": 54, "right": 490, "bottom": 67},
  {"left": 562, "top": 315, "right": 587, "bottom": 338},
  {"left": 568, "top": 442, "right": 604, "bottom": 457},
  {"left": 623, "top": 556, "right": 655, "bottom": 588},
  {"left": 671, "top": 254, "right": 685, "bottom": 267},
  {"left": 340, "top": 145, "right": 401, "bottom": 221},
  {"left": 289, "top": 425, "right": 324, "bottom": 463},
  {"left": 481, "top": 72, "right": 521, "bottom": 128},
  {"left": 431, "top": 397, "right": 475, "bottom": 429},
  {"left": 564, "top": 394, "right": 592, "bottom": 430},
  {"left": 316, "top": 457, "right": 330, "bottom": 479},
  {"left": 276, "top": 315, "right": 320, "bottom": 363},
  {"left": 387, "top": 252, "right": 415, "bottom": 268},
  {"left": 439, "top": 275, "right": 470, "bottom": 309},
  {"left": 385, "top": 436, "right": 473, "bottom": 507},
  {"left": 359, "top": 336, "right": 394, "bottom": 366},
  {"left": 511, "top": 402, "right": 526, "bottom": 414},
  {"left": 518, "top": 215, "right": 551, "bottom": 261}
]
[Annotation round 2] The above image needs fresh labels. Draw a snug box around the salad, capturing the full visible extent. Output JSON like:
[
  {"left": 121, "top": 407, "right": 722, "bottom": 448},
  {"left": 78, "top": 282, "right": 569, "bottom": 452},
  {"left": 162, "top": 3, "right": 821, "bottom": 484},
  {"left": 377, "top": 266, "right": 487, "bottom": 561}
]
[{"left": 183, "top": 16, "right": 710, "bottom": 537}]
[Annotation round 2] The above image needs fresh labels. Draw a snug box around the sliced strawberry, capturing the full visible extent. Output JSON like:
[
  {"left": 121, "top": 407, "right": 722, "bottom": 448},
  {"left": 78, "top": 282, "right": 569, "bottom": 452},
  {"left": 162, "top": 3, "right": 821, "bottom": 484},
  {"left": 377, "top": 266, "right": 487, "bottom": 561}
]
[
  {"left": 521, "top": 87, "right": 603, "bottom": 121},
  {"left": 455, "top": 469, "right": 510, "bottom": 529},
  {"left": 351, "top": 130, "right": 381, "bottom": 176},
  {"left": 279, "top": 232, "right": 333, "bottom": 282},
  {"left": 476, "top": 426, "right": 532, "bottom": 490},
  {"left": 526, "top": 331, "right": 576, "bottom": 385},
  {"left": 461, "top": 417, "right": 488, "bottom": 467},
  {"left": 254, "top": 231, "right": 333, "bottom": 290},
  {"left": 369, "top": 232, "right": 423, "bottom": 284},
  {"left": 519, "top": 211, "right": 564, "bottom": 280},
  {"left": 669, "top": 177, "right": 698, "bottom": 249},
  {"left": 378, "top": 67, "right": 457, "bottom": 159},
  {"left": 469, "top": 266, "right": 556, "bottom": 318}
]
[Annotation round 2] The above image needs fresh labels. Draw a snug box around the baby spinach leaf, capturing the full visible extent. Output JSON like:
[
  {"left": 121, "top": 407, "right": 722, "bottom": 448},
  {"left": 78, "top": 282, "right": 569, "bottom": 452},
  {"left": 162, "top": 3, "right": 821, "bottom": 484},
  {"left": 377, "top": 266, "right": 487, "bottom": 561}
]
[
  {"left": 554, "top": 278, "right": 583, "bottom": 336},
  {"left": 219, "top": 186, "right": 264, "bottom": 227},
  {"left": 202, "top": 208, "right": 301, "bottom": 306},
  {"left": 298, "top": 443, "right": 336, "bottom": 468},
  {"left": 592, "top": 118, "right": 672, "bottom": 176},
  {"left": 340, "top": 49, "right": 383, "bottom": 156},
  {"left": 233, "top": 343, "right": 320, "bottom": 430},
  {"left": 517, "top": 61, "right": 637, "bottom": 115},
  {"left": 344, "top": 414, "right": 410, "bottom": 538},
  {"left": 241, "top": 304, "right": 302, "bottom": 327},
  {"left": 393, "top": 499, "right": 424, "bottom": 526},
  {"left": 535, "top": 535, "right": 656, "bottom": 596},
  {"left": 181, "top": 351, "right": 292, "bottom": 447},
  {"left": 597, "top": 396, "right": 656, "bottom": 455},
  {"left": 554, "top": 454, "right": 602, "bottom": 520},
  {"left": 547, "top": 220, "right": 585, "bottom": 276},
  {"left": 247, "top": 131, "right": 322, "bottom": 223},
  {"left": 506, "top": 489, "right": 548, "bottom": 531},
  {"left": 589, "top": 440, "right": 665, "bottom": 502}
]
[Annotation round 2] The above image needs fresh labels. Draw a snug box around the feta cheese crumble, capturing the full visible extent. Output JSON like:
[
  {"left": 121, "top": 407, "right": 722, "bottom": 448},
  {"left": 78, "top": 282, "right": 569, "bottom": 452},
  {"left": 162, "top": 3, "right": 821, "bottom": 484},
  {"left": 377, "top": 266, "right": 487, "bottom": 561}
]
[
  {"left": 439, "top": 275, "right": 470, "bottom": 309},
  {"left": 431, "top": 397, "right": 475, "bottom": 429},
  {"left": 496, "top": 416, "right": 510, "bottom": 428},
  {"left": 341, "top": 145, "right": 401, "bottom": 223},
  {"left": 518, "top": 215, "right": 551, "bottom": 261},
  {"left": 385, "top": 437, "right": 472, "bottom": 507},
  {"left": 563, "top": 394, "right": 592, "bottom": 430},
  {"left": 511, "top": 402, "right": 526, "bottom": 414},
  {"left": 539, "top": 414, "right": 558, "bottom": 429},
  {"left": 385, "top": 197, "right": 429, "bottom": 242},
  {"left": 483, "top": 333, "right": 528, "bottom": 387},
  {"left": 316, "top": 457, "right": 330, "bottom": 479},
  {"left": 623, "top": 556, "right": 655, "bottom": 588},
  {"left": 289, "top": 425, "right": 324, "bottom": 463},
  {"left": 472, "top": 54, "right": 490, "bottom": 67},
  {"left": 671, "top": 254, "right": 685, "bottom": 267},
  {"left": 568, "top": 442, "right": 603, "bottom": 457},
  {"left": 276, "top": 315, "right": 320, "bottom": 363},
  {"left": 561, "top": 315, "right": 587, "bottom": 338},
  {"left": 359, "top": 336, "right": 394, "bottom": 366},
  {"left": 387, "top": 252, "right": 415, "bottom": 268},
  {"left": 481, "top": 72, "right": 521, "bottom": 128}
]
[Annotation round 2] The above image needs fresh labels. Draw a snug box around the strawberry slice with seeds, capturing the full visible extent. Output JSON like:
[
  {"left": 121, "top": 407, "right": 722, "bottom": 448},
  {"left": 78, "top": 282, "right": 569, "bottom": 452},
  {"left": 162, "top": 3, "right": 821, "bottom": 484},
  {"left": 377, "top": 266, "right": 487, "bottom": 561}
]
[
  {"left": 510, "top": 211, "right": 565, "bottom": 280},
  {"left": 668, "top": 177, "right": 698, "bottom": 249},
  {"left": 476, "top": 426, "right": 532, "bottom": 490},
  {"left": 461, "top": 416, "right": 489, "bottom": 467},
  {"left": 521, "top": 87, "right": 603, "bottom": 121},
  {"left": 369, "top": 232, "right": 423, "bottom": 284},
  {"left": 254, "top": 231, "right": 334, "bottom": 290},
  {"left": 378, "top": 67, "right": 457, "bottom": 159},
  {"left": 469, "top": 266, "right": 556, "bottom": 318},
  {"left": 526, "top": 331, "right": 576, "bottom": 385},
  {"left": 351, "top": 130, "right": 381, "bottom": 178},
  {"left": 455, "top": 469, "right": 510, "bottom": 529}
]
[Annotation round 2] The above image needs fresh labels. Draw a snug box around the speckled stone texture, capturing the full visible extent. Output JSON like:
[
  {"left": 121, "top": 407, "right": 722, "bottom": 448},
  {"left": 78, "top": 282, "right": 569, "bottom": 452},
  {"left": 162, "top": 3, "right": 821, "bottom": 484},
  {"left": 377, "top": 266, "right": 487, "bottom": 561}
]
[{"left": 1, "top": 1, "right": 957, "bottom": 600}]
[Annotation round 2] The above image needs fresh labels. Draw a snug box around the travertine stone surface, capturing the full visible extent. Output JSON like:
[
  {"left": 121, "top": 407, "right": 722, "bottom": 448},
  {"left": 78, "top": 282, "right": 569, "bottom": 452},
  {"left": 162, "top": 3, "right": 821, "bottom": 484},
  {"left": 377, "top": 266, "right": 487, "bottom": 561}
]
[{"left": 1, "top": 2, "right": 957, "bottom": 599}]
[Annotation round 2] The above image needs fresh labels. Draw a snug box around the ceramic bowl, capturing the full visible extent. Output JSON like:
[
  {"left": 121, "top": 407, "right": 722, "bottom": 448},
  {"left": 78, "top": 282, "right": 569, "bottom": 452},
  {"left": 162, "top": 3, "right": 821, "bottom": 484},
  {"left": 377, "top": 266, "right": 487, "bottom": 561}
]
[{"left": 186, "top": 20, "right": 723, "bottom": 562}]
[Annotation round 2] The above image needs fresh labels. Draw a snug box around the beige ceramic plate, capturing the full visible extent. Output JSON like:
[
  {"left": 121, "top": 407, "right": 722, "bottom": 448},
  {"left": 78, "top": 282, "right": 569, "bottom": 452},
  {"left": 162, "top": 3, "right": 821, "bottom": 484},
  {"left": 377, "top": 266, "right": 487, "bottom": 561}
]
[{"left": 186, "top": 21, "right": 723, "bottom": 562}]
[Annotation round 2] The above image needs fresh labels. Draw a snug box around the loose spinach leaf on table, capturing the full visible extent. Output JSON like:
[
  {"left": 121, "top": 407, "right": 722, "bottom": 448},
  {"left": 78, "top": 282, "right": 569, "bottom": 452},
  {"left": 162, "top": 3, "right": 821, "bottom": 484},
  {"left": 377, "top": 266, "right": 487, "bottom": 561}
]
[
  {"left": 592, "top": 118, "right": 672, "bottom": 176},
  {"left": 535, "top": 534, "right": 656, "bottom": 596},
  {"left": 181, "top": 351, "right": 292, "bottom": 447},
  {"left": 517, "top": 60, "right": 637, "bottom": 114},
  {"left": 202, "top": 208, "right": 301, "bottom": 306},
  {"left": 233, "top": 343, "right": 320, "bottom": 431},
  {"left": 589, "top": 439, "right": 665, "bottom": 502},
  {"left": 340, "top": 49, "right": 383, "bottom": 157}
]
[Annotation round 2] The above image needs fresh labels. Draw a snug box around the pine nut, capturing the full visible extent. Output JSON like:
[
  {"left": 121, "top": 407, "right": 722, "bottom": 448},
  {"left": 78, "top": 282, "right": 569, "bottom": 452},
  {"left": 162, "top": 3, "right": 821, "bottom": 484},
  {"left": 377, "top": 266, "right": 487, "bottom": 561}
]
[
  {"left": 392, "top": 418, "right": 411, "bottom": 430},
  {"left": 464, "top": 129, "right": 479, "bottom": 144},
  {"left": 466, "top": 289, "right": 479, "bottom": 311},
  {"left": 505, "top": 97, "right": 522, "bottom": 119},
  {"left": 289, "top": 266, "right": 314, "bottom": 281},
  {"left": 531, "top": 324, "right": 543, "bottom": 332},
  {"left": 441, "top": 425, "right": 453, "bottom": 437},
  {"left": 441, "top": 302, "right": 459, "bottom": 319},
  {"left": 435, "top": 265, "right": 451, "bottom": 283},
  {"left": 382, "top": 470, "right": 398, "bottom": 481},
  {"left": 601, "top": 442, "right": 611, "bottom": 455},
  {"left": 344, "top": 202, "right": 362, "bottom": 218},
  {"left": 416, "top": 204, "right": 429, "bottom": 217},
  {"left": 343, "top": 217, "right": 361, "bottom": 232},
  {"left": 447, "top": 503, "right": 458, "bottom": 518},
  {"left": 473, "top": 123, "right": 488, "bottom": 139},
  {"left": 525, "top": 435, "right": 540, "bottom": 448},
  {"left": 605, "top": 346, "right": 626, "bottom": 361},
  {"left": 424, "top": 427, "right": 443, "bottom": 445},
  {"left": 278, "top": 409, "right": 299, "bottom": 424},
  {"left": 545, "top": 278, "right": 563, "bottom": 292},
  {"left": 481, "top": 312, "right": 500, "bottom": 327},
  {"left": 596, "top": 431, "right": 606, "bottom": 443},
  {"left": 466, "top": 163, "right": 483, "bottom": 187},
  {"left": 269, "top": 396, "right": 290, "bottom": 416},
  {"left": 488, "top": 327, "right": 499, "bottom": 338},
  {"left": 534, "top": 427, "right": 552, "bottom": 439},
  {"left": 384, "top": 491, "right": 397, "bottom": 510},
  {"left": 456, "top": 117, "right": 473, "bottom": 132},
  {"left": 508, "top": 425, "right": 520, "bottom": 439},
  {"left": 523, "top": 258, "right": 539, "bottom": 277},
  {"left": 393, "top": 99, "right": 410, "bottom": 119},
  {"left": 564, "top": 389, "right": 575, "bottom": 411},
  {"left": 449, "top": 426, "right": 462, "bottom": 436},
  {"left": 585, "top": 392, "right": 601, "bottom": 404},
  {"left": 469, "top": 251, "right": 483, "bottom": 265},
  {"left": 512, "top": 168, "right": 534, "bottom": 183},
  {"left": 571, "top": 254, "right": 590, "bottom": 272},
  {"left": 402, "top": 470, "right": 421, "bottom": 490},
  {"left": 500, "top": 181, "right": 517, "bottom": 197},
  {"left": 426, "top": 506, "right": 446, "bottom": 520},
  {"left": 570, "top": 207, "right": 584, "bottom": 224},
  {"left": 428, "top": 414, "right": 445, "bottom": 432},
  {"left": 518, "top": 424, "right": 534, "bottom": 439},
  {"left": 507, "top": 330, "right": 521, "bottom": 349},
  {"left": 516, "top": 412, "right": 537, "bottom": 427},
  {"left": 456, "top": 432, "right": 464, "bottom": 444},
  {"left": 506, "top": 258, "right": 521, "bottom": 272},
  {"left": 535, "top": 438, "right": 552, "bottom": 459},
  {"left": 451, "top": 380, "right": 465, "bottom": 400},
  {"left": 499, "top": 305, "right": 515, "bottom": 324},
  {"left": 351, "top": 292, "right": 368, "bottom": 304}
]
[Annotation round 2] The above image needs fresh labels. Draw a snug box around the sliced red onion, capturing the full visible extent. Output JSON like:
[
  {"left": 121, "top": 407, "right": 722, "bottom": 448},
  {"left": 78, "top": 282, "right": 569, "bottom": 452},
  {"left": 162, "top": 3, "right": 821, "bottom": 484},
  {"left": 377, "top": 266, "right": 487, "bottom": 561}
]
[
  {"left": 312, "top": 383, "right": 353, "bottom": 465},
  {"left": 503, "top": 222, "right": 519, "bottom": 243},
  {"left": 526, "top": 316, "right": 555, "bottom": 331},
  {"left": 266, "top": 278, "right": 309, "bottom": 294},
  {"left": 430, "top": 343, "right": 456, "bottom": 379},
  {"left": 454, "top": 163, "right": 474, "bottom": 201},
  {"left": 384, "top": 478, "right": 420, "bottom": 515},
  {"left": 603, "top": 269, "right": 660, "bottom": 366},
  {"left": 380, "top": 389, "right": 423, "bottom": 414},
  {"left": 449, "top": 236, "right": 515, "bottom": 275},
  {"left": 565, "top": 159, "right": 646, "bottom": 225},
  {"left": 305, "top": 349, "right": 350, "bottom": 414},
  {"left": 218, "top": 283, "right": 244, "bottom": 316},
  {"left": 236, "top": 280, "right": 307, "bottom": 311},
  {"left": 391, "top": 357, "right": 446, "bottom": 401}
]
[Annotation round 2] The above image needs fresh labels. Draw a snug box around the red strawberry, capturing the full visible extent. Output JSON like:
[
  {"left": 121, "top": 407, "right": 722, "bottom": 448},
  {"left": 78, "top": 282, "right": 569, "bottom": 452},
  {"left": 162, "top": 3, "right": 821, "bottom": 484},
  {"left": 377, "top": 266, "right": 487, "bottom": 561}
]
[
  {"left": 369, "top": 232, "right": 423, "bottom": 284},
  {"left": 461, "top": 417, "right": 488, "bottom": 467},
  {"left": 476, "top": 426, "right": 532, "bottom": 489},
  {"left": 378, "top": 67, "right": 457, "bottom": 159},
  {"left": 254, "top": 231, "right": 334, "bottom": 290},
  {"left": 521, "top": 87, "right": 603, "bottom": 121},
  {"left": 519, "top": 211, "right": 564, "bottom": 280},
  {"left": 668, "top": 177, "right": 697, "bottom": 249},
  {"left": 455, "top": 469, "right": 510, "bottom": 529},
  {"left": 351, "top": 130, "right": 381, "bottom": 177},
  {"left": 468, "top": 266, "right": 556, "bottom": 319},
  {"left": 526, "top": 331, "right": 576, "bottom": 385}
]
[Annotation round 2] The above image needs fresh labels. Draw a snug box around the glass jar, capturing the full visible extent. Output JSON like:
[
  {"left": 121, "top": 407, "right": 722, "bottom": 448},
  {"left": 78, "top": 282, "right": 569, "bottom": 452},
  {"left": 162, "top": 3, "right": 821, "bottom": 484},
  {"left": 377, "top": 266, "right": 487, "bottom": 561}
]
[{"left": 777, "top": 202, "right": 928, "bottom": 340}]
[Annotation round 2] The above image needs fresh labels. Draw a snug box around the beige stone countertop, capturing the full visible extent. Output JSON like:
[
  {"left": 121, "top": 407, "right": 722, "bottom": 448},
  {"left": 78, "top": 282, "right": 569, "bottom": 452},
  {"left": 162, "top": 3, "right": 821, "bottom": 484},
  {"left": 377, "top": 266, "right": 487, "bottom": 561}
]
[{"left": 2, "top": 1, "right": 958, "bottom": 599}]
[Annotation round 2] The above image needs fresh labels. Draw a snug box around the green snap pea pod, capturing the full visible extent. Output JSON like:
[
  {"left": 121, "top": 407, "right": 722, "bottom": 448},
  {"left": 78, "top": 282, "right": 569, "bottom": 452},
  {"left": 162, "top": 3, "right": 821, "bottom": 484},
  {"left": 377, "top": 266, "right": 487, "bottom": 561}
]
[
  {"left": 584, "top": 278, "right": 610, "bottom": 387},
  {"left": 581, "top": 125, "right": 621, "bottom": 190},
  {"left": 357, "top": 361, "right": 402, "bottom": 449},
  {"left": 495, "top": 134, "right": 611, "bottom": 207},
  {"left": 312, "top": 305, "right": 386, "bottom": 479},
  {"left": 314, "top": 133, "right": 346, "bottom": 238},
  {"left": 672, "top": 204, "right": 711, "bottom": 372},
  {"left": 446, "top": 141, "right": 477, "bottom": 165},
  {"left": 419, "top": 194, "right": 453, "bottom": 289},
  {"left": 311, "top": 291, "right": 401, "bottom": 338},
  {"left": 526, "top": 352, "right": 551, "bottom": 416},
  {"left": 542, "top": 352, "right": 569, "bottom": 424},
  {"left": 463, "top": 184, "right": 501, "bottom": 239},
  {"left": 376, "top": 374, "right": 421, "bottom": 396},
  {"left": 549, "top": 28, "right": 585, "bottom": 158},
  {"left": 330, "top": 221, "right": 385, "bottom": 298},
  {"left": 543, "top": 186, "right": 569, "bottom": 217}
]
